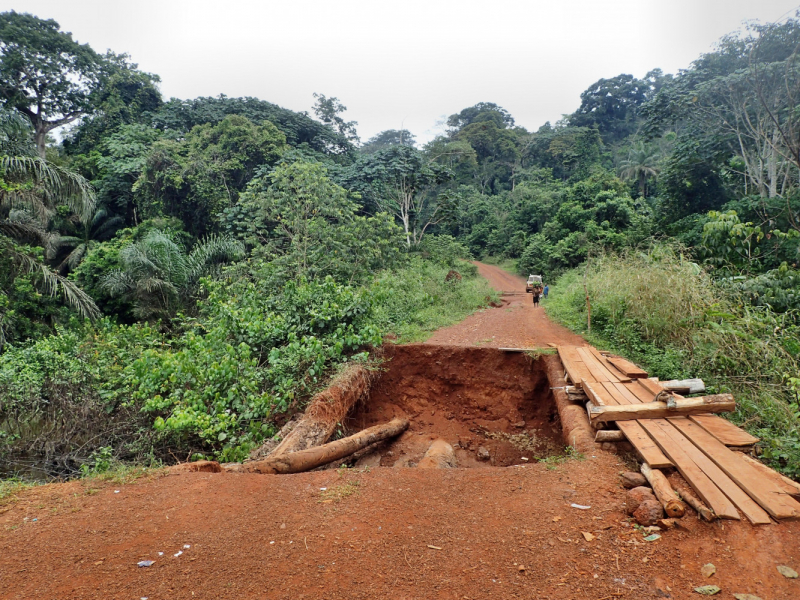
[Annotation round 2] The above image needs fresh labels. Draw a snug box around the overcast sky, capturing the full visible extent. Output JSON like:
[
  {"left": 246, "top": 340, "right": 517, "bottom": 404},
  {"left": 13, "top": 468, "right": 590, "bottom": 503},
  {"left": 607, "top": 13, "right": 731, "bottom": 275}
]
[{"left": 4, "top": 0, "right": 800, "bottom": 144}]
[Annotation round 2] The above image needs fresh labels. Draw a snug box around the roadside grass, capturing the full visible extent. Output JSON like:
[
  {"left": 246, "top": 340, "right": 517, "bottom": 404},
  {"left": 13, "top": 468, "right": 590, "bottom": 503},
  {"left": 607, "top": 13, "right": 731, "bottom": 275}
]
[
  {"left": 81, "top": 463, "right": 167, "bottom": 486},
  {"left": 0, "top": 479, "right": 39, "bottom": 506},
  {"left": 546, "top": 245, "right": 800, "bottom": 478},
  {"left": 370, "top": 258, "right": 499, "bottom": 343}
]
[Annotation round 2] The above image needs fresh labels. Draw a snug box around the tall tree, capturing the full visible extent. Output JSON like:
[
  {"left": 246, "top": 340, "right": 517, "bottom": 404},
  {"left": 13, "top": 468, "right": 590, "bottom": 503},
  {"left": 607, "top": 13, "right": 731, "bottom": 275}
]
[
  {"left": 360, "top": 129, "right": 416, "bottom": 154},
  {"left": 0, "top": 11, "right": 108, "bottom": 158},
  {"left": 312, "top": 93, "right": 360, "bottom": 145},
  {"left": 354, "top": 145, "right": 451, "bottom": 247}
]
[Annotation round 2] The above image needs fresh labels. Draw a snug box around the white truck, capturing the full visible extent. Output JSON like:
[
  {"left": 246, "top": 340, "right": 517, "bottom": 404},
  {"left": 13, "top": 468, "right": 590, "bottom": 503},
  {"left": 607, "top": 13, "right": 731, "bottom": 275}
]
[{"left": 525, "top": 274, "right": 543, "bottom": 294}]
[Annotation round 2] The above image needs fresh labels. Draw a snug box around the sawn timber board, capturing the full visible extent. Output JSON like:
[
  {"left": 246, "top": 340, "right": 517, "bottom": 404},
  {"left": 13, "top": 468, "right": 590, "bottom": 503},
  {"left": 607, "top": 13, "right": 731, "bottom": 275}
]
[
  {"left": 688, "top": 414, "right": 760, "bottom": 447},
  {"left": 668, "top": 418, "right": 800, "bottom": 520}
]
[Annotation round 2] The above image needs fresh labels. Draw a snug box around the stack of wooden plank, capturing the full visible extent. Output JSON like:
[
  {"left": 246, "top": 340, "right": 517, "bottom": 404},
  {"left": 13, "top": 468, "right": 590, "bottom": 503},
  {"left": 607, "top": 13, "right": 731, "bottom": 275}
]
[{"left": 557, "top": 345, "right": 800, "bottom": 524}]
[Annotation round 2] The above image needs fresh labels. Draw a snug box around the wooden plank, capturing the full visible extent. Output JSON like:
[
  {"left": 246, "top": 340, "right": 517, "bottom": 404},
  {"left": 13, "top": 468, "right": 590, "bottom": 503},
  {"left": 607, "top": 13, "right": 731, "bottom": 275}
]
[
  {"left": 595, "top": 381, "right": 672, "bottom": 468},
  {"left": 605, "top": 356, "right": 649, "bottom": 379},
  {"left": 576, "top": 347, "right": 629, "bottom": 383},
  {"left": 669, "top": 418, "right": 800, "bottom": 520},
  {"left": 588, "top": 347, "right": 643, "bottom": 381},
  {"left": 639, "top": 419, "right": 741, "bottom": 520},
  {"left": 588, "top": 394, "right": 735, "bottom": 424},
  {"left": 617, "top": 421, "right": 674, "bottom": 469},
  {"left": 650, "top": 418, "right": 769, "bottom": 524},
  {"left": 624, "top": 379, "right": 659, "bottom": 403},
  {"left": 587, "top": 380, "right": 671, "bottom": 467},
  {"left": 582, "top": 379, "right": 611, "bottom": 406},
  {"left": 557, "top": 346, "right": 595, "bottom": 388},
  {"left": 617, "top": 380, "right": 771, "bottom": 524},
  {"left": 738, "top": 454, "right": 800, "bottom": 499},
  {"left": 689, "top": 414, "right": 759, "bottom": 446}
]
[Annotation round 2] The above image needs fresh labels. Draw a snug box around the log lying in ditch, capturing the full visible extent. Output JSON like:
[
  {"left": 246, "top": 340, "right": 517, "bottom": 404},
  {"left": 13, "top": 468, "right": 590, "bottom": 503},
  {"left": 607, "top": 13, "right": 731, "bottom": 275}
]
[
  {"left": 660, "top": 378, "right": 706, "bottom": 395},
  {"left": 641, "top": 463, "right": 687, "bottom": 518},
  {"left": 417, "top": 439, "right": 457, "bottom": 469},
  {"left": 595, "top": 429, "right": 626, "bottom": 443},
  {"left": 249, "top": 362, "right": 377, "bottom": 461},
  {"left": 243, "top": 418, "right": 410, "bottom": 474},
  {"left": 668, "top": 472, "right": 716, "bottom": 522},
  {"left": 587, "top": 394, "right": 735, "bottom": 425}
]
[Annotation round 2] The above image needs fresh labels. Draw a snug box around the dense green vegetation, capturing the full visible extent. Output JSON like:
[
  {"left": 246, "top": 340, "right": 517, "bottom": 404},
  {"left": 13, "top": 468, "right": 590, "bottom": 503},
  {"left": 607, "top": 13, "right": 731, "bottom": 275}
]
[{"left": 1, "top": 10, "right": 798, "bottom": 477}]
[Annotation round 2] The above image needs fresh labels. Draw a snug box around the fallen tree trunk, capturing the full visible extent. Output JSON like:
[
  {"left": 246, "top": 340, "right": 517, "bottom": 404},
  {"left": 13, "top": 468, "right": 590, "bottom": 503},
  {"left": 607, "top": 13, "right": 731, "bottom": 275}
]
[
  {"left": 588, "top": 394, "right": 735, "bottom": 425},
  {"left": 668, "top": 472, "right": 715, "bottom": 522},
  {"left": 250, "top": 362, "right": 377, "bottom": 461},
  {"left": 243, "top": 418, "right": 409, "bottom": 474},
  {"left": 641, "top": 463, "right": 687, "bottom": 518}
]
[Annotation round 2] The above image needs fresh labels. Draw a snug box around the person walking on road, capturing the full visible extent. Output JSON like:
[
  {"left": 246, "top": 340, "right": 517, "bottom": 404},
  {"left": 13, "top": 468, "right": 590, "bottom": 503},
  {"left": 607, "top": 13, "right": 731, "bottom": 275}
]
[
  {"left": 532, "top": 288, "right": 540, "bottom": 307},
  {"left": 543, "top": 284, "right": 549, "bottom": 300}
]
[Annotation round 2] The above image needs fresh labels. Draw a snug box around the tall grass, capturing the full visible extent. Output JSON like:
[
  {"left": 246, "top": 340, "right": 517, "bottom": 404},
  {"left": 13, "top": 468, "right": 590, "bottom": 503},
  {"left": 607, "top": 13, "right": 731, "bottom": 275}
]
[
  {"left": 370, "top": 258, "right": 498, "bottom": 342},
  {"left": 547, "top": 244, "right": 800, "bottom": 477}
]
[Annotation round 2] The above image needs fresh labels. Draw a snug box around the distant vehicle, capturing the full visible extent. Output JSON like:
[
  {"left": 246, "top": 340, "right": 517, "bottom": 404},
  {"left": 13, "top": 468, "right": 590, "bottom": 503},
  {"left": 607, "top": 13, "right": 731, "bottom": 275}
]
[{"left": 526, "top": 274, "right": 543, "bottom": 294}]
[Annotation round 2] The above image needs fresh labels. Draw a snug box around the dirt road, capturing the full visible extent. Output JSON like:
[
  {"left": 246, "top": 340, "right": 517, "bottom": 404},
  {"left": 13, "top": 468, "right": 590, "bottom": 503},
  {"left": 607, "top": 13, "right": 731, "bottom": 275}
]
[
  {"left": 425, "top": 262, "right": 586, "bottom": 348},
  {"left": 1, "top": 264, "right": 799, "bottom": 600}
]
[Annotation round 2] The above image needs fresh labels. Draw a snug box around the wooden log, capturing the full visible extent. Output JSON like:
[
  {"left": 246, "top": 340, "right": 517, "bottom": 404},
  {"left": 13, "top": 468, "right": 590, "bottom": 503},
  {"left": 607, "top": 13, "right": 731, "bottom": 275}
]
[
  {"left": 660, "top": 378, "right": 706, "bottom": 394},
  {"left": 253, "top": 363, "right": 376, "bottom": 459},
  {"left": 588, "top": 394, "right": 735, "bottom": 425},
  {"left": 417, "top": 439, "right": 457, "bottom": 469},
  {"left": 667, "top": 472, "right": 716, "bottom": 522},
  {"left": 641, "top": 463, "right": 687, "bottom": 518},
  {"left": 595, "top": 430, "right": 626, "bottom": 443},
  {"left": 243, "top": 418, "right": 410, "bottom": 474}
]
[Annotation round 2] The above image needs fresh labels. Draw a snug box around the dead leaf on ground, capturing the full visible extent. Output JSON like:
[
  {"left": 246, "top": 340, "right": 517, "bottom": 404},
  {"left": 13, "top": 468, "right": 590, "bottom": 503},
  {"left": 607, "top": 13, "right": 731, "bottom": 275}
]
[
  {"left": 777, "top": 565, "right": 798, "bottom": 578},
  {"left": 701, "top": 563, "right": 716, "bottom": 578},
  {"left": 582, "top": 531, "right": 595, "bottom": 542}
]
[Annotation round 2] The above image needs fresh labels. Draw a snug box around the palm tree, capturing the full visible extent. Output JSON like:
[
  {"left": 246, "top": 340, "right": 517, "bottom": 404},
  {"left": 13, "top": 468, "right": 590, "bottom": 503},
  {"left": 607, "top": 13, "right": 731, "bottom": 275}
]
[
  {"left": 619, "top": 141, "right": 661, "bottom": 198},
  {"left": 100, "top": 230, "right": 244, "bottom": 319},
  {"left": 52, "top": 207, "right": 124, "bottom": 274},
  {"left": 1, "top": 110, "right": 101, "bottom": 320}
]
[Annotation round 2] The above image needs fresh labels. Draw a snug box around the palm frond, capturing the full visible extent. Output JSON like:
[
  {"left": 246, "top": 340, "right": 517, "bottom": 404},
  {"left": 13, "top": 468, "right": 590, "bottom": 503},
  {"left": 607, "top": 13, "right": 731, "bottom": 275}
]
[
  {"left": 1, "top": 155, "right": 96, "bottom": 221},
  {"left": 4, "top": 242, "right": 101, "bottom": 320},
  {"left": 186, "top": 234, "right": 245, "bottom": 281}
]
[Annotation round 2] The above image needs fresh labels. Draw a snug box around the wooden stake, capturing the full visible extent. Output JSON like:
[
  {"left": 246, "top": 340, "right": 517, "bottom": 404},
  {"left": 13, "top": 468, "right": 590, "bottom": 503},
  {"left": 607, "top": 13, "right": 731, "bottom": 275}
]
[{"left": 641, "top": 463, "right": 687, "bottom": 518}]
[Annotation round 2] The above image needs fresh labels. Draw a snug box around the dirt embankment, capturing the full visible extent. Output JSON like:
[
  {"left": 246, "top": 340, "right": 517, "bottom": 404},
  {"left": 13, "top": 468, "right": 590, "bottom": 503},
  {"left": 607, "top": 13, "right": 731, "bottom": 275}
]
[{"left": 347, "top": 344, "right": 564, "bottom": 468}]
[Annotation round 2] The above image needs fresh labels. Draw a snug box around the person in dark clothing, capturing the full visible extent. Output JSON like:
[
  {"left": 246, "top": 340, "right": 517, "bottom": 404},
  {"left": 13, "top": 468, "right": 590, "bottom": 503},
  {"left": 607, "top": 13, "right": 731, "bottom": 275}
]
[{"left": 532, "top": 289, "right": 540, "bottom": 307}]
